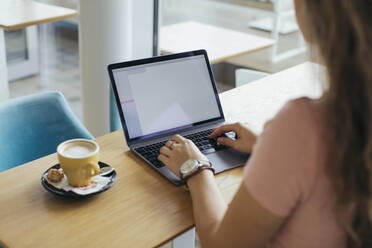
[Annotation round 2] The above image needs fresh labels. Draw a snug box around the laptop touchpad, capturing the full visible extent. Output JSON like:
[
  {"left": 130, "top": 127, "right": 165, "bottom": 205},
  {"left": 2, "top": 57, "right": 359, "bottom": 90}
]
[{"left": 206, "top": 149, "right": 250, "bottom": 174}]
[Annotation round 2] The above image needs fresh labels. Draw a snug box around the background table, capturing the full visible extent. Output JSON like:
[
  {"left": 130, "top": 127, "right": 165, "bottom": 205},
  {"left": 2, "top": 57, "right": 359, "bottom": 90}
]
[
  {"left": 0, "top": 62, "right": 322, "bottom": 247},
  {"left": 0, "top": 0, "right": 77, "bottom": 101},
  {"left": 160, "top": 21, "right": 275, "bottom": 64}
]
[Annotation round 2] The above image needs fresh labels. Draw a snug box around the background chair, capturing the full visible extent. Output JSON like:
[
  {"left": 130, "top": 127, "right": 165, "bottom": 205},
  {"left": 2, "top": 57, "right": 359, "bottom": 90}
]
[
  {"left": 110, "top": 87, "right": 121, "bottom": 132},
  {"left": 0, "top": 91, "right": 93, "bottom": 172},
  {"left": 235, "top": 68, "right": 269, "bottom": 87}
]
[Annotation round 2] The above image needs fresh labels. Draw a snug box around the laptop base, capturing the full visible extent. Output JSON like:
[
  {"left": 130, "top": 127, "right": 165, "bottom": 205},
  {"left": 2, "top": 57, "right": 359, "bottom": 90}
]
[{"left": 134, "top": 147, "right": 250, "bottom": 186}]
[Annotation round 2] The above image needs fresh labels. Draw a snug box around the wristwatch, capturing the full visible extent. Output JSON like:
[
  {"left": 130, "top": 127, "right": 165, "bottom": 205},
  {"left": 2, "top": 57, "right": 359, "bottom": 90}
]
[{"left": 179, "top": 159, "right": 215, "bottom": 182}]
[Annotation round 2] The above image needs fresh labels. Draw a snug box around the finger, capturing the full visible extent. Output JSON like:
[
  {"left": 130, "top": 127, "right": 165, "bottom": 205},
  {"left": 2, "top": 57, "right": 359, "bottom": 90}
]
[
  {"left": 158, "top": 154, "right": 170, "bottom": 164},
  {"left": 159, "top": 146, "right": 172, "bottom": 156},
  {"left": 165, "top": 140, "right": 174, "bottom": 149},
  {"left": 169, "top": 142, "right": 182, "bottom": 150},
  {"left": 217, "top": 137, "right": 236, "bottom": 149},
  {"left": 172, "top": 134, "right": 186, "bottom": 143},
  {"left": 210, "top": 123, "right": 239, "bottom": 138}
]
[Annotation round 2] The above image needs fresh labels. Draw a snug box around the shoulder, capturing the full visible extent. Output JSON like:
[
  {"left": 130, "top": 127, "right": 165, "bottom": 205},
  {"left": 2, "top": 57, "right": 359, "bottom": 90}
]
[
  {"left": 267, "top": 97, "right": 317, "bottom": 131},
  {"left": 261, "top": 97, "right": 323, "bottom": 152}
]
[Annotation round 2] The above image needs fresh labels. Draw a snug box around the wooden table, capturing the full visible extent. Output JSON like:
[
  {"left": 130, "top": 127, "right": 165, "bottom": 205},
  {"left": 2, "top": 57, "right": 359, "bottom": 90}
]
[
  {"left": 0, "top": 0, "right": 77, "bottom": 101},
  {"left": 0, "top": 62, "right": 323, "bottom": 248},
  {"left": 160, "top": 21, "right": 275, "bottom": 64}
]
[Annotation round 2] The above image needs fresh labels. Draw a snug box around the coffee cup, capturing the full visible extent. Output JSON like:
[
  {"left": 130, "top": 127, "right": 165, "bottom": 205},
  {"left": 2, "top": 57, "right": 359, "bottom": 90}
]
[{"left": 57, "top": 139, "right": 100, "bottom": 187}]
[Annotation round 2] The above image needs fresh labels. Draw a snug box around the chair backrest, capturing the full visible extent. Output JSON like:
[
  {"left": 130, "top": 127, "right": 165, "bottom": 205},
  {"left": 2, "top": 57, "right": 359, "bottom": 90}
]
[{"left": 0, "top": 91, "right": 93, "bottom": 172}]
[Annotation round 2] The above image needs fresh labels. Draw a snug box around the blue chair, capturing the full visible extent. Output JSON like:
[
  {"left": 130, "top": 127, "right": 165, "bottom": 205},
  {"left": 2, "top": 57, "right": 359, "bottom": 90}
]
[
  {"left": 110, "top": 86, "right": 121, "bottom": 132},
  {"left": 0, "top": 91, "right": 93, "bottom": 172}
]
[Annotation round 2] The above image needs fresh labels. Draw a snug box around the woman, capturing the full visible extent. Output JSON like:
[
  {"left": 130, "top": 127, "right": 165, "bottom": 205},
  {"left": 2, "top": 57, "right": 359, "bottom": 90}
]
[{"left": 158, "top": 0, "right": 372, "bottom": 247}]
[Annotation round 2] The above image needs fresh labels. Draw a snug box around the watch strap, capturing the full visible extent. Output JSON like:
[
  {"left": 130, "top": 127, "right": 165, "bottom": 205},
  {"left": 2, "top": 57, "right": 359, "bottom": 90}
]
[{"left": 181, "top": 160, "right": 214, "bottom": 183}]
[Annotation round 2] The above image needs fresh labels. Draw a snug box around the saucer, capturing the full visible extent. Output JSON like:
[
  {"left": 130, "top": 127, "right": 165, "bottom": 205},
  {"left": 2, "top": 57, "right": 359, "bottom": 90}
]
[{"left": 41, "top": 161, "right": 116, "bottom": 197}]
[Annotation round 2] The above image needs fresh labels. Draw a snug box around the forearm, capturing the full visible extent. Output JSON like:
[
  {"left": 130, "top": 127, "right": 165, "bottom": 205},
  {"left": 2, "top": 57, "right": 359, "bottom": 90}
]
[{"left": 188, "top": 170, "right": 227, "bottom": 247}]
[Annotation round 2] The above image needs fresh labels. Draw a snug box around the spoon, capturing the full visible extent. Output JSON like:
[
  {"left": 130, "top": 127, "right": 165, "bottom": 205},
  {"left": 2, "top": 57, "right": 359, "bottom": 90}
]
[{"left": 100, "top": 166, "right": 115, "bottom": 176}]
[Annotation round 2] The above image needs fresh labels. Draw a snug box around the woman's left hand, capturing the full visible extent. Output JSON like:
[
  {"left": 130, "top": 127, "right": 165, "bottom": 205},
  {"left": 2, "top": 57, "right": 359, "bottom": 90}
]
[{"left": 158, "top": 134, "right": 208, "bottom": 177}]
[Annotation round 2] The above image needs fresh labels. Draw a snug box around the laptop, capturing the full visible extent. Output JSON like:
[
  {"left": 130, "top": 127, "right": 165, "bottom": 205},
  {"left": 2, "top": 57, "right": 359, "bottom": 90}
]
[{"left": 108, "top": 50, "right": 249, "bottom": 185}]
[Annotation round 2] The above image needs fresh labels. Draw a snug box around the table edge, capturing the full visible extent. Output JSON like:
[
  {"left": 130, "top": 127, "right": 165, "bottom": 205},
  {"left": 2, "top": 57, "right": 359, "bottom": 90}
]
[
  {"left": 160, "top": 42, "right": 275, "bottom": 64},
  {"left": 0, "top": 12, "right": 77, "bottom": 31}
]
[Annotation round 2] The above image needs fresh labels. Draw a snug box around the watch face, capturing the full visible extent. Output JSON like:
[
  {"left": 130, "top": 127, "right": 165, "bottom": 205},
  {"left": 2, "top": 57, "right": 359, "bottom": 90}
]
[{"left": 180, "top": 160, "right": 198, "bottom": 175}]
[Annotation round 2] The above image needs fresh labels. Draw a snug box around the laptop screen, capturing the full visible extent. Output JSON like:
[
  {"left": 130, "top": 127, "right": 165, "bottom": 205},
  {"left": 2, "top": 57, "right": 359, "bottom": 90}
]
[{"left": 110, "top": 51, "right": 223, "bottom": 141}]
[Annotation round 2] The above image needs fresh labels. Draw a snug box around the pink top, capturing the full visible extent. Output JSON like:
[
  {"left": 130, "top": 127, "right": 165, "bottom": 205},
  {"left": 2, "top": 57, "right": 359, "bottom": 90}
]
[{"left": 244, "top": 98, "right": 346, "bottom": 248}]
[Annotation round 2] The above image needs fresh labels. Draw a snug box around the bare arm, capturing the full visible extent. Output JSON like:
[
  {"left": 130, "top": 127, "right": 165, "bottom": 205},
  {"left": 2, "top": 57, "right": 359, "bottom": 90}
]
[
  {"left": 158, "top": 124, "right": 283, "bottom": 247},
  {"left": 187, "top": 170, "right": 227, "bottom": 243},
  {"left": 187, "top": 170, "right": 283, "bottom": 248}
]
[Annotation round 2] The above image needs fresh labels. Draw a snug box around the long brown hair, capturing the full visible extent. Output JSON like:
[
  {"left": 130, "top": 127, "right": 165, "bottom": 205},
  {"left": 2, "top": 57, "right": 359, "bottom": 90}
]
[{"left": 303, "top": 1, "right": 372, "bottom": 247}]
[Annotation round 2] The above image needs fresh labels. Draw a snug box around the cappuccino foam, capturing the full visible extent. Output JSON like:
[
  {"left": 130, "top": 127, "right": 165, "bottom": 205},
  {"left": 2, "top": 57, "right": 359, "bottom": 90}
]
[{"left": 60, "top": 141, "right": 97, "bottom": 158}]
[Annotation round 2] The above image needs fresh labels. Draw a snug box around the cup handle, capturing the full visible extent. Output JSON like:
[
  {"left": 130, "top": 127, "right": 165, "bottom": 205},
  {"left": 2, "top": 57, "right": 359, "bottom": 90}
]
[{"left": 87, "top": 162, "right": 100, "bottom": 176}]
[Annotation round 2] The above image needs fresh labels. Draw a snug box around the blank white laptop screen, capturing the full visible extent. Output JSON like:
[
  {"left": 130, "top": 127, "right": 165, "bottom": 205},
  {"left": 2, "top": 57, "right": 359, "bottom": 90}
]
[{"left": 112, "top": 55, "right": 221, "bottom": 139}]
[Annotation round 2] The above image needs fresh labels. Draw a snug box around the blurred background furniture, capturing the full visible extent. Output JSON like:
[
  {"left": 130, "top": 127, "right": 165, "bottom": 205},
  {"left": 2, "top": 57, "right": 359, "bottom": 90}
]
[
  {"left": 160, "top": 21, "right": 275, "bottom": 64},
  {"left": 4, "top": 26, "right": 39, "bottom": 82},
  {"left": 0, "top": 0, "right": 76, "bottom": 101},
  {"left": 0, "top": 91, "right": 92, "bottom": 172},
  {"left": 36, "top": 0, "right": 78, "bottom": 24},
  {"left": 211, "top": 0, "right": 306, "bottom": 63}
]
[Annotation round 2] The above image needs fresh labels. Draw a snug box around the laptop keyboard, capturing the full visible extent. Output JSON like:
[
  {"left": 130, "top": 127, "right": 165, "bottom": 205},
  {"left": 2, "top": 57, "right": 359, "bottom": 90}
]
[
  {"left": 134, "top": 129, "right": 228, "bottom": 168},
  {"left": 135, "top": 141, "right": 167, "bottom": 168}
]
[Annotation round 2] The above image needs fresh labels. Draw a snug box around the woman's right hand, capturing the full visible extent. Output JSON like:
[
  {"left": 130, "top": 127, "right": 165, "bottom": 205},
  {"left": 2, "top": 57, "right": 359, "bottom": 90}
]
[{"left": 209, "top": 122, "right": 257, "bottom": 154}]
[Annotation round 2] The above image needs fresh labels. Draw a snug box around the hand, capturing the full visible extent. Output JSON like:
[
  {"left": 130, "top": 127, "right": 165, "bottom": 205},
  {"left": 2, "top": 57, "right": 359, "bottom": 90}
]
[
  {"left": 209, "top": 122, "right": 257, "bottom": 154},
  {"left": 158, "top": 134, "right": 208, "bottom": 177}
]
